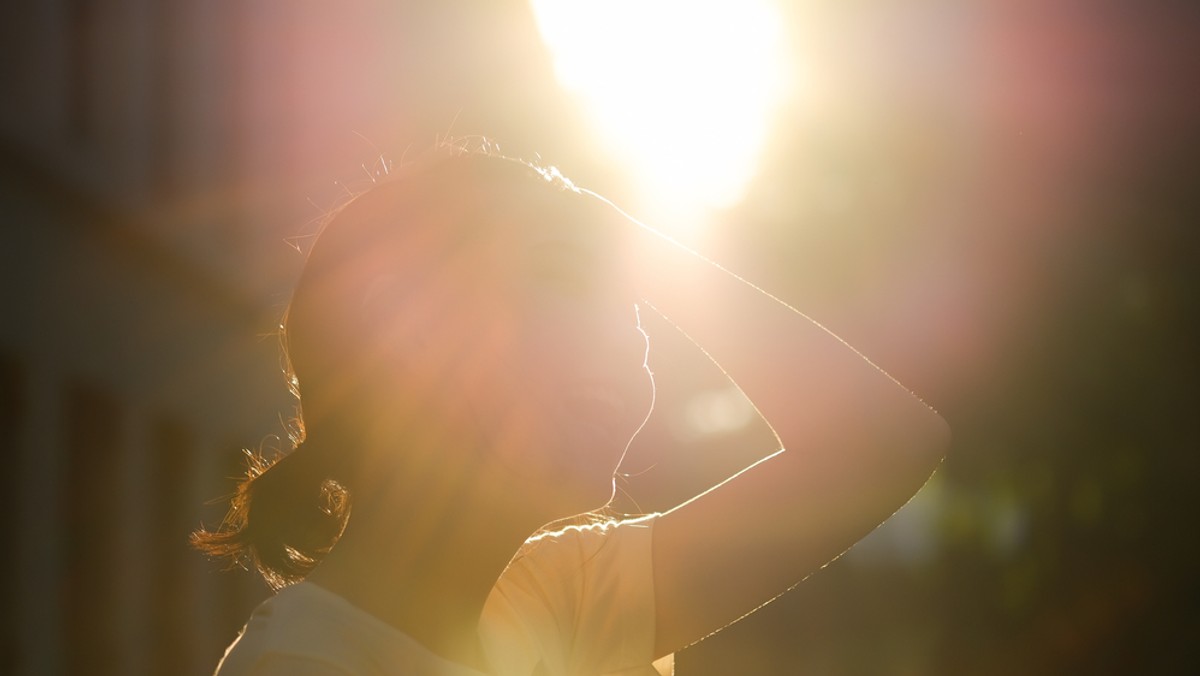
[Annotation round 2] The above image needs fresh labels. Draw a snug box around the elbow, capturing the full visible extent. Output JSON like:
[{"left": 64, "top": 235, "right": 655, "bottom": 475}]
[
  {"left": 904, "top": 403, "right": 951, "bottom": 480},
  {"left": 922, "top": 405, "right": 951, "bottom": 457},
  {"left": 926, "top": 414, "right": 951, "bottom": 471},
  {"left": 864, "top": 391, "right": 949, "bottom": 486},
  {"left": 865, "top": 406, "right": 948, "bottom": 514}
]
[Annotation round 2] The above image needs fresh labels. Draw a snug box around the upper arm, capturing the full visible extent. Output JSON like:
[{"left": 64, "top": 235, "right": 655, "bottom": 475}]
[
  {"left": 624, "top": 214, "right": 952, "bottom": 657},
  {"left": 651, "top": 393, "right": 948, "bottom": 657}
]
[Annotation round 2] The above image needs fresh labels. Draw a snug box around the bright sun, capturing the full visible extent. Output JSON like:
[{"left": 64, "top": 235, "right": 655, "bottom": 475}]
[{"left": 531, "top": 0, "right": 788, "bottom": 224}]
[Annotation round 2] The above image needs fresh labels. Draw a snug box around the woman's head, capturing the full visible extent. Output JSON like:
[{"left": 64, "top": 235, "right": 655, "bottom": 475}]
[
  {"left": 195, "top": 149, "right": 654, "bottom": 587},
  {"left": 290, "top": 151, "right": 652, "bottom": 492}
]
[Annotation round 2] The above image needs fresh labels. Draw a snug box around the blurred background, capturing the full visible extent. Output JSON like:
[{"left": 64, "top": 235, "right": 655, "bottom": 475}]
[{"left": 0, "top": 0, "right": 1196, "bottom": 674}]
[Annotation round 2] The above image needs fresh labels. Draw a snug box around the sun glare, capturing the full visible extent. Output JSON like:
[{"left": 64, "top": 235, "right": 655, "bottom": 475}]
[{"left": 531, "top": 0, "right": 788, "bottom": 224}]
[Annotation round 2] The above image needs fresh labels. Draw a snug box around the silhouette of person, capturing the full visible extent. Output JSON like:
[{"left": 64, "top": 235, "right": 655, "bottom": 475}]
[{"left": 196, "top": 146, "right": 948, "bottom": 675}]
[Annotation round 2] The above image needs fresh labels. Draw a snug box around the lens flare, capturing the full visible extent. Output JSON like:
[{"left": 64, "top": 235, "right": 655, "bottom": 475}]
[{"left": 531, "top": 0, "right": 788, "bottom": 221}]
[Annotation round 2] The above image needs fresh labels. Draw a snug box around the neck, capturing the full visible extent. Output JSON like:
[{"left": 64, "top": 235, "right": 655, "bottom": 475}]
[{"left": 305, "top": 453, "right": 554, "bottom": 670}]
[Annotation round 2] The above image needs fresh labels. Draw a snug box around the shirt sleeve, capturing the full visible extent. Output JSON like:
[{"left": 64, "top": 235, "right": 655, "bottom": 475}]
[{"left": 481, "top": 514, "right": 670, "bottom": 676}]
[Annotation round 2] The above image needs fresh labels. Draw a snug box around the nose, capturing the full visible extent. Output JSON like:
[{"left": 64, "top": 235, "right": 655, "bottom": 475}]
[{"left": 602, "top": 303, "right": 655, "bottom": 407}]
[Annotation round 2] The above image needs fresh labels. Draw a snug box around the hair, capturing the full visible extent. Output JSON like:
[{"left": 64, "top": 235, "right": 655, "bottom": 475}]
[{"left": 192, "top": 144, "right": 586, "bottom": 590}]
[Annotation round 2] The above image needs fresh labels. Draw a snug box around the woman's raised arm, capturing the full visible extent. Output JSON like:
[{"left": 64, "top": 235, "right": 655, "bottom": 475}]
[{"left": 607, "top": 201, "right": 950, "bottom": 658}]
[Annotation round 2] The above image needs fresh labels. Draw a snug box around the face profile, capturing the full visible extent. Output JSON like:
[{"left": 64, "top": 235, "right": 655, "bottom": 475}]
[{"left": 458, "top": 198, "right": 654, "bottom": 503}]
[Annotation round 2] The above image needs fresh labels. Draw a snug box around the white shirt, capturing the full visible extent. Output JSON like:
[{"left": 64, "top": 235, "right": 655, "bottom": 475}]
[{"left": 215, "top": 514, "right": 673, "bottom": 676}]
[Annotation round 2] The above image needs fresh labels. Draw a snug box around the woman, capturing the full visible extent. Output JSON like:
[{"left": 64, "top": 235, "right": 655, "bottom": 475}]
[{"left": 195, "top": 148, "right": 949, "bottom": 675}]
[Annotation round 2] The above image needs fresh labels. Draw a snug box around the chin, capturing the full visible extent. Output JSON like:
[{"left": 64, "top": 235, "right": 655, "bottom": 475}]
[{"left": 541, "top": 466, "right": 617, "bottom": 520}]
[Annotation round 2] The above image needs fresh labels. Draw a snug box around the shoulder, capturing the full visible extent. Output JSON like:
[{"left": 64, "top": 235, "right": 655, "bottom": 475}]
[
  {"left": 525, "top": 512, "right": 658, "bottom": 553},
  {"left": 481, "top": 514, "right": 663, "bottom": 674},
  {"left": 508, "top": 512, "right": 658, "bottom": 582},
  {"left": 216, "top": 583, "right": 455, "bottom": 676},
  {"left": 215, "top": 585, "right": 356, "bottom": 676}
]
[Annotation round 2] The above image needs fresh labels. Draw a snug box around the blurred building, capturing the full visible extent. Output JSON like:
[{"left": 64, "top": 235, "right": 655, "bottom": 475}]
[
  {"left": 0, "top": 3, "right": 296, "bottom": 675},
  {"left": 0, "top": 2, "right": 593, "bottom": 674}
]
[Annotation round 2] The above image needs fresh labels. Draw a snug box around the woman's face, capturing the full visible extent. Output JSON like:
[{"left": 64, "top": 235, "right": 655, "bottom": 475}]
[{"left": 401, "top": 188, "right": 654, "bottom": 509}]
